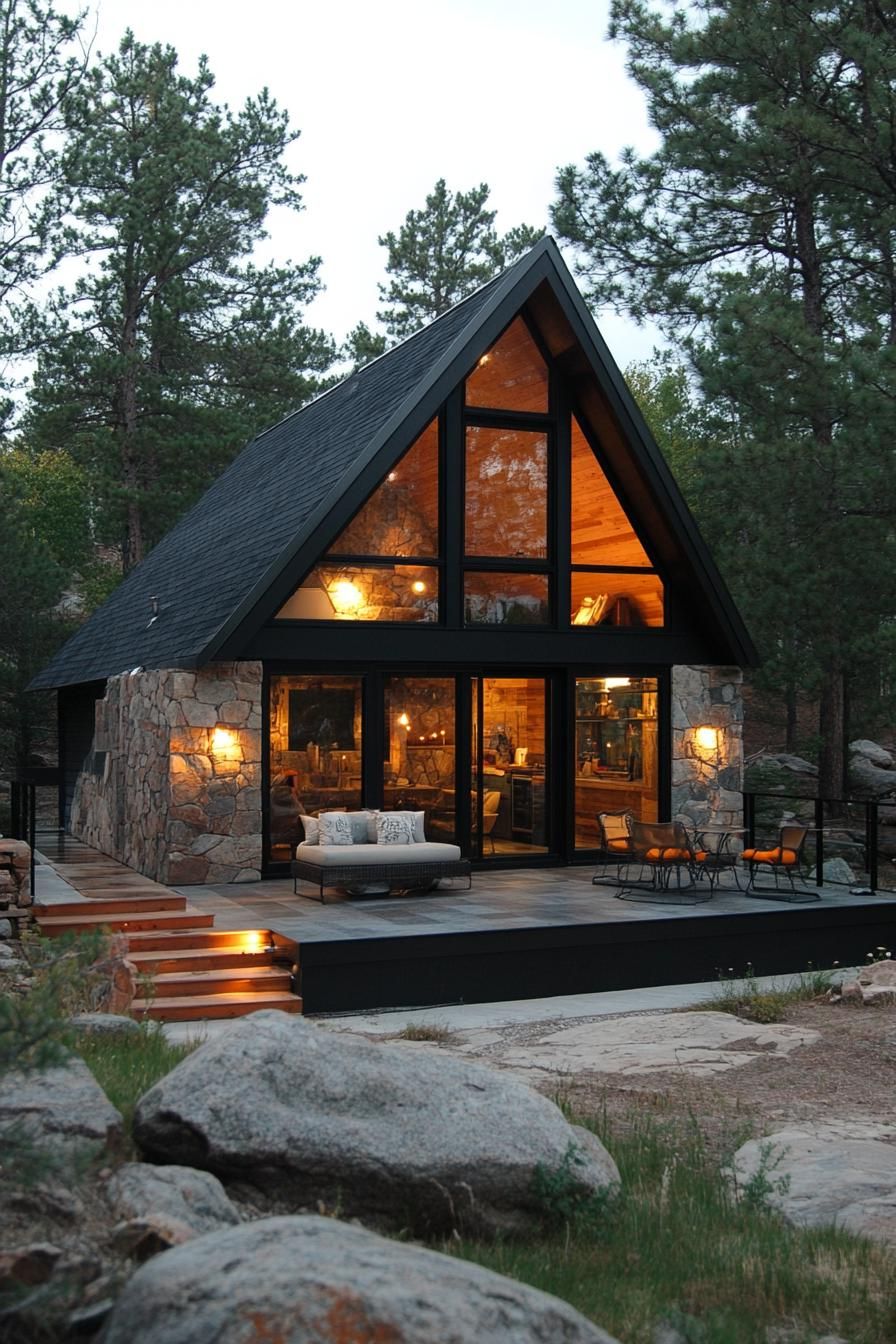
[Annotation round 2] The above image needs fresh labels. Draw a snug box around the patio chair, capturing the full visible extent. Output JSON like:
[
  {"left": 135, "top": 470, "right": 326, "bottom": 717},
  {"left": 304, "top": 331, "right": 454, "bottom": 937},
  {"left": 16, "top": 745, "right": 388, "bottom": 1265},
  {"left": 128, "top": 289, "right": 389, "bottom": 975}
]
[
  {"left": 617, "top": 819, "right": 711, "bottom": 904},
  {"left": 741, "top": 824, "right": 817, "bottom": 901},
  {"left": 592, "top": 810, "right": 635, "bottom": 888}
]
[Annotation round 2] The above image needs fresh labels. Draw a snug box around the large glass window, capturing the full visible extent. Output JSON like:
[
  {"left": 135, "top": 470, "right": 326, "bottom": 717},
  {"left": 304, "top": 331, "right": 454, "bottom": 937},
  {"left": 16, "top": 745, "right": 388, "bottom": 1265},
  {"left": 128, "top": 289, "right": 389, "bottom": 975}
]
[
  {"left": 465, "top": 425, "right": 548, "bottom": 559},
  {"left": 384, "top": 677, "right": 456, "bottom": 841},
  {"left": 570, "top": 416, "right": 664, "bottom": 627},
  {"left": 464, "top": 571, "right": 550, "bottom": 625},
  {"left": 473, "top": 677, "right": 548, "bottom": 856},
  {"left": 465, "top": 316, "right": 549, "bottom": 413},
  {"left": 573, "top": 675, "right": 658, "bottom": 850},
  {"left": 570, "top": 571, "right": 664, "bottom": 628},
  {"left": 268, "top": 675, "right": 363, "bottom": 862},
  {"left": 276, "top": 419, "right": 440, "bottom": 623},
  {"left": 278, "top": 565, "right": 438, "bottom": 622},
  {"left": 327, "top": 419, "right": 438, "bottom": 558}
]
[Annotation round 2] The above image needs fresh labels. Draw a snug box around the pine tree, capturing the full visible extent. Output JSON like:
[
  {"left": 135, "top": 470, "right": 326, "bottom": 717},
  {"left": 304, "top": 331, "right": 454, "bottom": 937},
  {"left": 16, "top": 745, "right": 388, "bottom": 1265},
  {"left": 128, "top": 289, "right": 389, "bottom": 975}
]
[
  {"left": 554, "top": 0, "right": 896, "bottom": 796},
  {"left": 376, "top": 179, "right": 544, "bottom": 341},
  {"left": 0, "top": 0, "right": 89, "bottom": 410},
  {"left": 27, "top": 32, "right": 334, "bottom": 571}
]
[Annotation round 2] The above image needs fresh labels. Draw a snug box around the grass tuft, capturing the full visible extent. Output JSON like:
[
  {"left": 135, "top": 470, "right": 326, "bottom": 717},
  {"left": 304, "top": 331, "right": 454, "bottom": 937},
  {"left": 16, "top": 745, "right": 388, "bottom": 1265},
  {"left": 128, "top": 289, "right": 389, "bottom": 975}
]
[
  {"left": 705, "top": 964, "right": 834, "bottom": 1023},
  {"left": 74, "top": 1021, "right": 197, "bottom": 1144},
  {"left": 449, "top": 1104, "right": 896, "bottom": 1344},
  {"left": 394, "top": 1022, "right": 455, "bottom": 1044}
]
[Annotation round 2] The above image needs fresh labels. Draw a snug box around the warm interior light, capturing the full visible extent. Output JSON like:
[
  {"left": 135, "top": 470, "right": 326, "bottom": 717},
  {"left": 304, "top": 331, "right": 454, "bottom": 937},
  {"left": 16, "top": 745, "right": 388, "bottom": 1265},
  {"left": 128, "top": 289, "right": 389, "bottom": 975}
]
[
  {"left": 412, "top": 580, "right": 426, "bottom": 594},
  {"left": 397, "top": 712, "right": 411, "bottom": 728},
  {"left": 572, "top": 596, "right": 596, "bottom": 626},
  {"left": 604, "top": 677, "right": 631, "bottom": 689},
  {"left": 211, "top": 726, "right": 237, "bottom": 755},
  {"left": 478, "top": 353, "right": 491, "bottom": 366},
  {"left": 330, "top": 579, "right": 363, "bottom": 613},
  {"left": 387, "top": 471, "right": 397, "bottom": 481},
  {"left": 695, "top": 726, "right": 719, "bottom": 751}
]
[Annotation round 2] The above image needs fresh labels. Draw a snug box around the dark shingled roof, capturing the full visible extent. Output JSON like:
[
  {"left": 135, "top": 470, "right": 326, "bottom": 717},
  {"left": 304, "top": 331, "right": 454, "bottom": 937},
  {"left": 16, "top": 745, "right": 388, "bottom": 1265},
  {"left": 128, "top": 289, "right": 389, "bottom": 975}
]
[
  {"left": 32, "top": 237, "right": 756, "bottom": 690},
  {"left": 30, "top": 260, "right": 517, "bottom": 690}
]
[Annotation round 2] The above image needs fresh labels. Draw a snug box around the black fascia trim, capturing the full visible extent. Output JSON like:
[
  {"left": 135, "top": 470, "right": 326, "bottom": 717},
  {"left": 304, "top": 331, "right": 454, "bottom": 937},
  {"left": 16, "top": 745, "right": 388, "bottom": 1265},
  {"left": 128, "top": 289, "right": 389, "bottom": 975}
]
[
  {"left": 243, "top": 624, "right": 723, "bottom": 666},
  {"left": 542, "top": 248, "right": 757, "bottom": 665},
  {"left": 208, "top": 246, "right": 559, "bottom": 662}
]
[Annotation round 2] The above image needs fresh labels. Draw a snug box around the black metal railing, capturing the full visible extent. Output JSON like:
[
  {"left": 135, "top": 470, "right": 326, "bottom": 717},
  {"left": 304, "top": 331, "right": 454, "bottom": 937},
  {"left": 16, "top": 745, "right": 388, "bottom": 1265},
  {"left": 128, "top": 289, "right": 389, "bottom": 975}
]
[{"left": 744, "top": 790, "right": 891, "bottom": 892}]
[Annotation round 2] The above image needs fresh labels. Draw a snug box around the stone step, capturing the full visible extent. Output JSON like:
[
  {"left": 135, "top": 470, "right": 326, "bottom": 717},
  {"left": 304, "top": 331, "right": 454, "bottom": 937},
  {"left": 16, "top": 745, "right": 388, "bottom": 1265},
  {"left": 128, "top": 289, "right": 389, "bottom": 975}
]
[
  {"left": 148, "top": 966, "right": 293, "bottom": 998},
  {"left": 34, "top": 908, "right": 215, "bottom": 936},
  {"left": 132, "top": 991, "right": 303, "bottom": 1022},
  {"left": 33, "top": 894, "right": 187, "bottom": 919}
]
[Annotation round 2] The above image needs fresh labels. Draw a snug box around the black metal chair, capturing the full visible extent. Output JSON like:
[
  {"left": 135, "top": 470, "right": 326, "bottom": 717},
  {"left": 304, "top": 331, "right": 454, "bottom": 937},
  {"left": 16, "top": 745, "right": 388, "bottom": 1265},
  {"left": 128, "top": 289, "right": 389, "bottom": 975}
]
[
  {"left": 741, "top": 824, "right": 817, "bottom": 901},
  {"left": 592, "top": 810, "right": 636, "bottom": 888},
  {"left": 617, "top": 819, "right": 711, "bottom": 904}
]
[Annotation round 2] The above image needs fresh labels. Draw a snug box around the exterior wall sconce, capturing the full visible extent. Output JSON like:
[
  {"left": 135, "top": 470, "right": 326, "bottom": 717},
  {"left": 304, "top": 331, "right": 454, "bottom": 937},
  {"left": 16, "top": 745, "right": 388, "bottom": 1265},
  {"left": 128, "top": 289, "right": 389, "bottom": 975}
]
[
  {"left": 695, "top": 725, "right": 719, "bottom": 752},
  {"left": 211, "top": 725, "right": 239, "bottom": 758}
]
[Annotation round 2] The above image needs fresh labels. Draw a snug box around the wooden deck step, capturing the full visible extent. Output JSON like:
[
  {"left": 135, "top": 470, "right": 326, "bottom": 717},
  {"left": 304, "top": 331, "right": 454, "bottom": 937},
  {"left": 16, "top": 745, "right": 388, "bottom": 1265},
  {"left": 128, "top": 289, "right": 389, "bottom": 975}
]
[
  {"left": 33, "top": 894, "right": 187, "bottom": 919},
  {"left": 124, "top": 927, "right": 276, "bottom": 954},
  {"left": 34, "top": 908, "right": 214, "bottom": 936},
  {"left": 149, "top": 967, "right": 293, "bottom": 998},
  {"left": 128, "top": 946, "right": 280, "bottom": 975},
  {"left": 132, "top": 990, "right": 302, "bottom": 1021}
]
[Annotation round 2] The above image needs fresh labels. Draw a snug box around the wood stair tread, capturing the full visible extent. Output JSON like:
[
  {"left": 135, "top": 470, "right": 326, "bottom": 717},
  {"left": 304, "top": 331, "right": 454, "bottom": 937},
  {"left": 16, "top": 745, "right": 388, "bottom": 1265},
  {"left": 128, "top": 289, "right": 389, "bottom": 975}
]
[
  {"left": 34, "top": 909, "right": 214, "bottom": 933},
  {"left": 34, "top": 895, "right": 187, "bottom": 917},
  {"left": 132, "top": 990, "right": 302, "bottom": 1021}
]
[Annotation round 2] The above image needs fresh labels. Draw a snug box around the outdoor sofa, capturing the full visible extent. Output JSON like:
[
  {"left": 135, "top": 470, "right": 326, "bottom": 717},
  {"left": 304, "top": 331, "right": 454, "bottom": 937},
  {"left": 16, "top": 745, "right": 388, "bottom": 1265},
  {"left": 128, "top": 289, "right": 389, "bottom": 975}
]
[{"left": 290, "top": 809, "right": 472, "bottom": 903}]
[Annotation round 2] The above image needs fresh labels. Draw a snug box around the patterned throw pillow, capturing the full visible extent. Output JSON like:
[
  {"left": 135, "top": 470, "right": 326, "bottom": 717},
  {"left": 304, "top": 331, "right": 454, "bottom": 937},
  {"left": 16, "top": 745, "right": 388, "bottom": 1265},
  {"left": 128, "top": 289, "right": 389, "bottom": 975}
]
[
  {"left": 375, "top": 812, "right": 415, "bottom": 846},
  {"left": 318, "top": 812, "right": 354, "bottom": 846},
  {"left": 379, "top": 810, "right": 425, "bottom": 842},
  {"left": 347, "top": 811, "right": 373, "bottom": 844},
  {"left": 299, "top": 814, "right": 319, "bottom": 844}
]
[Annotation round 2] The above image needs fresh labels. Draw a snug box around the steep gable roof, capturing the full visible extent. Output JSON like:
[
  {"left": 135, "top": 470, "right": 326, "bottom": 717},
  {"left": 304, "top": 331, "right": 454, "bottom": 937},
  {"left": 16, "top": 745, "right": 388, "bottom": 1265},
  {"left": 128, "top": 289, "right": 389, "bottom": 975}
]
[{"left": 31, "top": 238, "right": 755, "bottom": 690}]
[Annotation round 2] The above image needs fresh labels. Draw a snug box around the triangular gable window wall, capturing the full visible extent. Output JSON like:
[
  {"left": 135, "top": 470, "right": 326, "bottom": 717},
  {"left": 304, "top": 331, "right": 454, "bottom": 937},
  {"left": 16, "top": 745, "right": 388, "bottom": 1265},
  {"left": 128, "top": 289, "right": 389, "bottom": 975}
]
[
  {"left": 275, "top": 418, "right": 441, "bottom": 622},
  {"left": 276, "top": 314, "right": 664, "bottom": 629}
]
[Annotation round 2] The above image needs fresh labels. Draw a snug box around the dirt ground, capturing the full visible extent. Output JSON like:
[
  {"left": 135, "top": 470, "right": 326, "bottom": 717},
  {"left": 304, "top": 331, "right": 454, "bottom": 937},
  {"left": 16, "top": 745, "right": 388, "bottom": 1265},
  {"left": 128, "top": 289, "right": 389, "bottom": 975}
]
[{"left": 523, "top": 999, "right": 896, "bottom": 1158}]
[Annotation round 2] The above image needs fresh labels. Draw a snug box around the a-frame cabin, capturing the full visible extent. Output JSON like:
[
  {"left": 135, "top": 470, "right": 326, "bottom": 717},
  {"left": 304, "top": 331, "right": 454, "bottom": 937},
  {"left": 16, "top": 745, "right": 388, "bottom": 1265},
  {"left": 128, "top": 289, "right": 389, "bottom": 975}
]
[{"left": 32, "top": 238, "right": 755, "bottom": 886}]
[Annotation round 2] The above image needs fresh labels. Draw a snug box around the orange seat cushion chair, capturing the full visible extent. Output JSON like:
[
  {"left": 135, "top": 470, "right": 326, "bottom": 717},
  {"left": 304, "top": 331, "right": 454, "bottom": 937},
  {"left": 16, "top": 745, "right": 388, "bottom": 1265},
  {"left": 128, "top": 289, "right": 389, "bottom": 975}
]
[{"left": 741, "top": 847, "right": 798, "bottom": 865}]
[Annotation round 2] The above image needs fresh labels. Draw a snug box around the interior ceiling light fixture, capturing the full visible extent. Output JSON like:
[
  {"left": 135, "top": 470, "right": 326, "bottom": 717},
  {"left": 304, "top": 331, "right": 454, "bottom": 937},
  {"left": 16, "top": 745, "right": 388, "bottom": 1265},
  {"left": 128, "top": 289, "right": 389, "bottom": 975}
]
[
  {"left": 603, "top": 677, "right": 631, "bottom": 689},
  {"left": 330, "top": 579, "right": 363, "bottom": 612},
  {"left": 412, "top": 580, "right": 426, "bottom": 593}
]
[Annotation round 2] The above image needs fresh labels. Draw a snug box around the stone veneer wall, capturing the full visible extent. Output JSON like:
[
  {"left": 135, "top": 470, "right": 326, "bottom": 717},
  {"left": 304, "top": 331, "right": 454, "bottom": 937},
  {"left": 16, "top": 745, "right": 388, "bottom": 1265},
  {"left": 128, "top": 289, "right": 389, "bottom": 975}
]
[
  {"left": 671, "top": 665, "right": 744, "bottom": 830},
  {"left": 70, "top": 661, "right": 263, "bottom": 885}
]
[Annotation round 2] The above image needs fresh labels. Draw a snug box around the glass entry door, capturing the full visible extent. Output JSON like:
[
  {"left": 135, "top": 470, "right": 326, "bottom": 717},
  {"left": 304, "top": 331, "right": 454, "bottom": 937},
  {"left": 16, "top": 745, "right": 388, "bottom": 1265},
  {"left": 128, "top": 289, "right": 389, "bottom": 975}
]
[{"left": 470, "top": 676, "right": 549, "bottom": 858}]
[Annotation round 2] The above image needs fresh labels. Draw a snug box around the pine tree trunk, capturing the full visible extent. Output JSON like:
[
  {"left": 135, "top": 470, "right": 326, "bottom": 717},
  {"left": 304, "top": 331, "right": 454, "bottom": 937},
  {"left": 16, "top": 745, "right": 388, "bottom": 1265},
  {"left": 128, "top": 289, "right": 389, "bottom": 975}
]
[
  {"left": 118, "top": 282, "right": 144, "bottom": 572},
  {"left": 785, "top": 682, "right": 797, "bottom": 753},
  {"left": 817, "top": 661, "right": 846, "bottom": 802}
]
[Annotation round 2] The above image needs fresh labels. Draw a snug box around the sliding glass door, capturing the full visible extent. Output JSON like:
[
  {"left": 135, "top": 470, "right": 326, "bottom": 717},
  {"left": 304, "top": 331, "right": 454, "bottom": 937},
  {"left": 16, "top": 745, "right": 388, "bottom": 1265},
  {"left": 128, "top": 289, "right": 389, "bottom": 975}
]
[{"left": 470, "top": 676, "right": 549, "bottom": 858}]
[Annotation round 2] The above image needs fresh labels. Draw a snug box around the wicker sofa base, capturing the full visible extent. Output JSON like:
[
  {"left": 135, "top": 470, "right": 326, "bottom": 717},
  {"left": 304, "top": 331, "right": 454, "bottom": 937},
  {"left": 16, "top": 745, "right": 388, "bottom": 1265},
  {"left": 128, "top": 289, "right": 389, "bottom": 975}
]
[{"left": 291, "top": 858, "right": 472, "bottom": 903}]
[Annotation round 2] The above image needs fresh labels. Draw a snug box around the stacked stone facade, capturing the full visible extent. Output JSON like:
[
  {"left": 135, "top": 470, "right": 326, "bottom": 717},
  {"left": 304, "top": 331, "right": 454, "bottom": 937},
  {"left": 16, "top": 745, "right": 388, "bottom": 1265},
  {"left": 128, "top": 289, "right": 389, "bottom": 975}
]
[
  {"left": 671, "top": 665, "right": 744, "bottom": 830},
  {"left": 70, "top": 662, "right": 263, "bottom": 885}
]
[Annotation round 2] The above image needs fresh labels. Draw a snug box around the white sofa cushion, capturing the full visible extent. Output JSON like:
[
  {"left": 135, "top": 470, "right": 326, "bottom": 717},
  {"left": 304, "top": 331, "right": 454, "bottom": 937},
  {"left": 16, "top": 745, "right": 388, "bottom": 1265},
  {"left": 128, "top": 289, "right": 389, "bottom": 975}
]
[
  {"left": 295, "top": 842, "right": 462, "bottom": 867},
  {"left": 299, "top": 814, "right": 319, "bottom": 844}
]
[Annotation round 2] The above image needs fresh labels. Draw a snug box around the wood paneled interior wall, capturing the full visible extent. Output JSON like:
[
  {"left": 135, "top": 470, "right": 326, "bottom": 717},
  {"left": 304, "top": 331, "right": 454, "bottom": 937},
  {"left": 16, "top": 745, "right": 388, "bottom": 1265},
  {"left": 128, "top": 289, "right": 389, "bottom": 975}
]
[{"left": 481, "top": 678, "right": 545, "bottom": 758}]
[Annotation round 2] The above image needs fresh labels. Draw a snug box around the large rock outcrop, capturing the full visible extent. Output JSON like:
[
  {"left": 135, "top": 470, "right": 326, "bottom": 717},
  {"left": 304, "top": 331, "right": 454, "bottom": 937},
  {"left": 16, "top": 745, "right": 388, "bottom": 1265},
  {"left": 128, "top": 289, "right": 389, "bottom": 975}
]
[
  {"left": 133, "top": 1012, "right": 619, "bottom": 1237},
  {"left": 0, "top": 1057, "right": 122, "bottom": 1159},
  {"left": 732, "top": 1123, "right": 896, "bottom": 1246},
  {"left": 101, "top": 1215, "right": 619, "bottom": 1344},
  {"left": 106, "top": 1163, "right": 241, "bottom": 1237}
]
